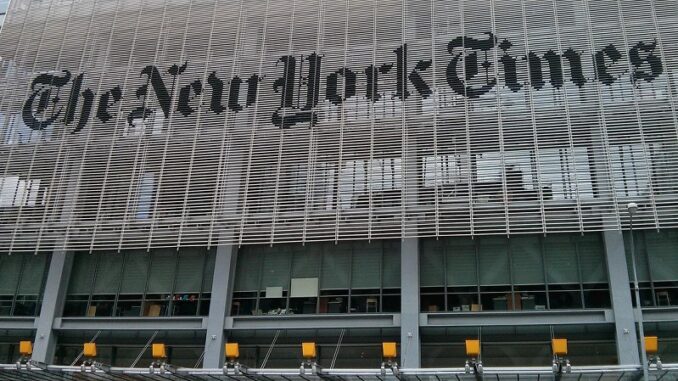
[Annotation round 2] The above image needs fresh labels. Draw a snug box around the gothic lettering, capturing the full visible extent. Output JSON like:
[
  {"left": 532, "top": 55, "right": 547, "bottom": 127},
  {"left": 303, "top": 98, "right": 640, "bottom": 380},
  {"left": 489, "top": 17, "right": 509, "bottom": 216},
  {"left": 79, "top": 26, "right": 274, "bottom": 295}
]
[{"left": 22, "top": 70, "right": 72, "bottom": 130}]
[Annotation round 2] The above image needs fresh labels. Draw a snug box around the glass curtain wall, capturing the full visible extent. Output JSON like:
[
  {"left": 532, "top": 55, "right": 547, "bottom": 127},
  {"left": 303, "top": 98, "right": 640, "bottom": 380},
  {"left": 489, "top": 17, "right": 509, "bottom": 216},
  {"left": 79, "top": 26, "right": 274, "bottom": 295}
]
[
  {"left": 63, "top": 248, "right": 215, "bottom": 317},
  {"left": 0, "top": 253, "right": 50, "bottom": 316},
  {"left": 624, "top": 229, "right": 678, "bottom": 307},
  {"left": 232, "top": 241, "right": 401, "bottom": 315},
  {"left": 420, "top": 233, "right": 610, "bottom": 312}
]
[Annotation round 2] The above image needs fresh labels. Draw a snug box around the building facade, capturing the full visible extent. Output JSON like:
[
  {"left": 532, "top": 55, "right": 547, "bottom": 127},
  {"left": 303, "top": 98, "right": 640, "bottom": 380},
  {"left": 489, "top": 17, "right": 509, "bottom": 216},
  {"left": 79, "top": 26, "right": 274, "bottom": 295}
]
[{"left": 1, "top": 0, "right": 678, "bottom": 373}]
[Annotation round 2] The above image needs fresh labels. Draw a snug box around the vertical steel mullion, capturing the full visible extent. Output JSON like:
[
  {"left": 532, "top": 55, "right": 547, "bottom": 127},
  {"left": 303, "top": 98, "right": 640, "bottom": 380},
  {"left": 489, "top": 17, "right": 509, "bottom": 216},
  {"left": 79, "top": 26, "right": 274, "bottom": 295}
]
[
  {"left": 581, "top": 0, "right": 622, "bottom": 229},
  {"left": 458, "top": 0, "right": 474, "bottom": 237},
  {"left": 177, "top": 0, "right": 222, "bottom": 247},
  {"left": 518, "top": 0, "right": 547, "bottom": 235},
  {"left": 89, "top": 0, "right": 147, "bottom": 252},
  {"left": 301, "top": 0, "right": 326, "bottom": 243},
  {"left": 88, "top": 253, "right": 102, "bottom": 315},
  {"left": 399, "top": 0, "right": 407, "bottom": 239},
  {"left": 575, "top": 238, "right": 585, "bottom": 308},
  {"left": 42, "top": 0, "right": 123, "bottom": 254},
  {"left": 269, "top": 0, "right": 298, "bottom": 245},
  {"left": 116, "top": 139, "right": 149, "bottom": 252},
  {"left": 332, "top": 0, "right": 351, "bottom": 243},
  {"left": 168, "top": 249, "right": 180, "bottom": 317},
  {"left": 237, "top": 0, "right": 272, "bottom": 246},
  {"left": 649, "top": 0, "right": 678, "bottom": 152},
  {"left": 366, "top": 0, "right": 377, "bottom": 241},
  {"left": 616, "top": 0, "right": 659, "bottom": 228},
  {"left": 61, "top": 0, "right": 113, "bottom": 248},
  {"left": 112, "top": 251, "right": 129, "bottom": 316},
  {"left": 117, "top": 0, "right": 171, "bottom": 251},
  {"left": 541, "top": 234, "right": 551, "bottom": 310},
  {"left": 0, "top": 0, "right": 38, "bottom": 181},
  {"left": 551, "top": 0, "right": 589, "bottom": 234},
  {"left": 429, "top": 0, "right": 440, "bottom": 238},
  {"left": 7, "top": 0, "right": 75, "bottom": 253},
  {"left": 146, "top": 0, "right": 196, "bottom": 250},
  {"left": 488, "top": 0, "right": 510, "bottom": 236},
  {"left": 206, "top": 0, "right": 245, "bottom": 248}
]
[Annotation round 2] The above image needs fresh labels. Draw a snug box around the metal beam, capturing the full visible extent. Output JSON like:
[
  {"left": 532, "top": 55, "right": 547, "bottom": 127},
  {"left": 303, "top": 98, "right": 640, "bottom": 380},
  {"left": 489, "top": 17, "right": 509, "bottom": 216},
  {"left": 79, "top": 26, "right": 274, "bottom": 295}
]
[
  {"left": 421, "top": 309, "right": 612, "bottom": 327},
  {"left": 31, "top": 250, "right": 73, "bottom": 364},
  {"left": 53, "top": 317, "right": 207, "bottom": 331},
  {"left": 603, "top": 230, "right": 641, "bottom": 366},
  {"left": 202, "top": 240, "right": 237, "bottom": 368},
  {"left": 642, "top": 307, "right": 678, "bottom": 323},
  {"left": 227, "top": 313, "right": 399, "bottom": 330},
  {"left": 0, "top": 317, "right": 35, "bottom": 330}
]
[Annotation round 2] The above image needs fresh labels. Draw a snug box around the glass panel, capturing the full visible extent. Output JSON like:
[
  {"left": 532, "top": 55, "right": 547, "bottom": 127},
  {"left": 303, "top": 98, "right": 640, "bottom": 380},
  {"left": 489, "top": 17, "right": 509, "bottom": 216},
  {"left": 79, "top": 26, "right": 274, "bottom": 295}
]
[
  {"left": 18, "top": 254, "right": 47, "bottom": 294},
  {"left": 421, "top": 240, "right": 444, "bottom": 287},
  {"left": 261, "top": 247, "right": 291, "bottom": 289},
  {"left": 93, "top": 253, "right": 123, "bottom": 294},
  {"left": 175, "top": 248, "right": 204, "bottom": 293},
  {"left": 646, "top": 230, "right": 678, "bottom": 281},
  {"left": 511, "top": 236, "right": 544, "bottom": 284},
  {"left": 234, "top": 248, "right": 261, "bottom": 292},
  {"left": 120, "top": 251, "right": 149, "bottom": 294},
  {"left": 321, "top": 243, "right": 350, "bottom": 289},
  {"left": 67, "top": 252, "right": 96, "bottom": 295},
  {"left": 147, "top": 249, "right": 176, "bottom": 293},
  {"left": 478, "top": 237, "right": 510, "bottom": 285},
  {"left": 578, "top": 234, "right": 607, "bottom": 283},
  {"left": 0, "top": 254, "right": 21, "bottom": 294},
  {"left": 446, "top": 238, "right": 477, "bottom": 286},
  {"left": 545, "top": 234, "right": 579, "bottom": 284},
  {"left": 351, "top": 243, "right": 381, "bottom": 288},
  {"left": 625, "top": 231, "right": 650, "bottom": 281},
  {"left": 382, "top": 241, "right": 400, "bottom": 288},
  {"left": 202, "top": 249, "right": 216, "bottom": 292},
  {"left": 291, "top": 245, "right": 320, "bottom": 278}
]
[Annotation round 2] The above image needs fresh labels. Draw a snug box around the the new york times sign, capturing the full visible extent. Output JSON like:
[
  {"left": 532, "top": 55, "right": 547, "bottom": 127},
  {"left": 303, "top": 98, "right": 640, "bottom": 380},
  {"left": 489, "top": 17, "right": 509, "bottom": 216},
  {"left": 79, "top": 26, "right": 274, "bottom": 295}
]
[{"left": 22, "top": 32, "right": 663, "bottom": 135}]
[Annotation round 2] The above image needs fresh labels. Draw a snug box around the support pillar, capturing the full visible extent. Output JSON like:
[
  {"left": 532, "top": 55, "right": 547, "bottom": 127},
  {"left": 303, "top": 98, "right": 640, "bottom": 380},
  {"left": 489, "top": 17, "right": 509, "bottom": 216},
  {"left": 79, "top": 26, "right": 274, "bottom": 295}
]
[
  {"left": 400, "top": 237, "right": 420, "bottom": 368},
  {"left": 603, "top": 230, "right": 641, "bottom": 365},
  {"left": 203, "top": 242, "right": 237, "bottom": 368},
  {"left": 32, "top": 249, "right": 73, "bottom": 364}
]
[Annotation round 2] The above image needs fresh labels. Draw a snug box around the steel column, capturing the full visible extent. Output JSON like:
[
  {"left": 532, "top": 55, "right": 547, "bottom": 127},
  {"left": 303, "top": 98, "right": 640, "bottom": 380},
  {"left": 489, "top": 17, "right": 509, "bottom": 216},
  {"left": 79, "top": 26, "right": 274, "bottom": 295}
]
[
  {"left": 32, "top": 249, "right": 73, "bottom": 364},
  {"left": 603, "top": 230, "right": 641, "bottom": 366},
  {"left": 202, "top": 241, "right": 237, "bottom": 368},
  {"left": 400, "top": 237, "right": 420, "bottom": 368}
]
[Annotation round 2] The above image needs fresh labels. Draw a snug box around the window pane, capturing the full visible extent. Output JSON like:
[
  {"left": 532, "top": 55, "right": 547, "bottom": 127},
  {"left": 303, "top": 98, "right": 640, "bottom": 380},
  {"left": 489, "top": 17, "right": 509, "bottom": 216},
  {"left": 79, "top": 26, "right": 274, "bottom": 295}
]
[
  {"left": 545, "top": 235, "right": 579, "bottom": 284},
  {"left": 511, "top": 236, "right": 544, "bottom": 284},
  {"left": 291, "top": 245, "right": 320, "bottom": 278},
  {"left": 624, "top": 231, "right": 650, "bottom": 282},
  {"left": 93, "top": 253, "right": 123, "bottom": 294},
  {"left": 175, "top": 248, "right": 204, "bottom": 293},
  {"left": 120, "top": 251, "right": 149, "bottom": 294},
  {"left": 578, "top": 234, "right": 607, "bottom": 283},
  {"left": 382, "top": 241, "right": 400, "bottom": 288},
  {"left": 321, "top": 244, "right": 350, "bottom": 289},
  {"left": 479, "top": 237, "right": 510, "bottom": 285},
  {"left": 647, "top": 230, "right": 678, "bottom": 281},
  {"left": 147, "top": 249, "right": 176, "bottom": 293},
  {"left": 202, "top": 249, "right": 216, "bottom": 292},
  {"left": 68, "top": 253, "right": 96, "bottom": 295},
  {"left": 421, "top": 240, "right": 444, "bottom": 287},
  {"left": 261, "top": 247, "right": 291, "bottom": 289},
  {"left": 234, "top": 248, "right": 261, "bottom": 292},
  {"left": 351, "top": 243, "right": 381, "bottom": 289},
  {"left": 19, "top": 254, "right": 46, "bottom": 294},
  {"left": 0, "top": 254, "right": 21, "bottom": 294},
  {"left": 446, "top": 238, "right": 477, "bottom": 286}
]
